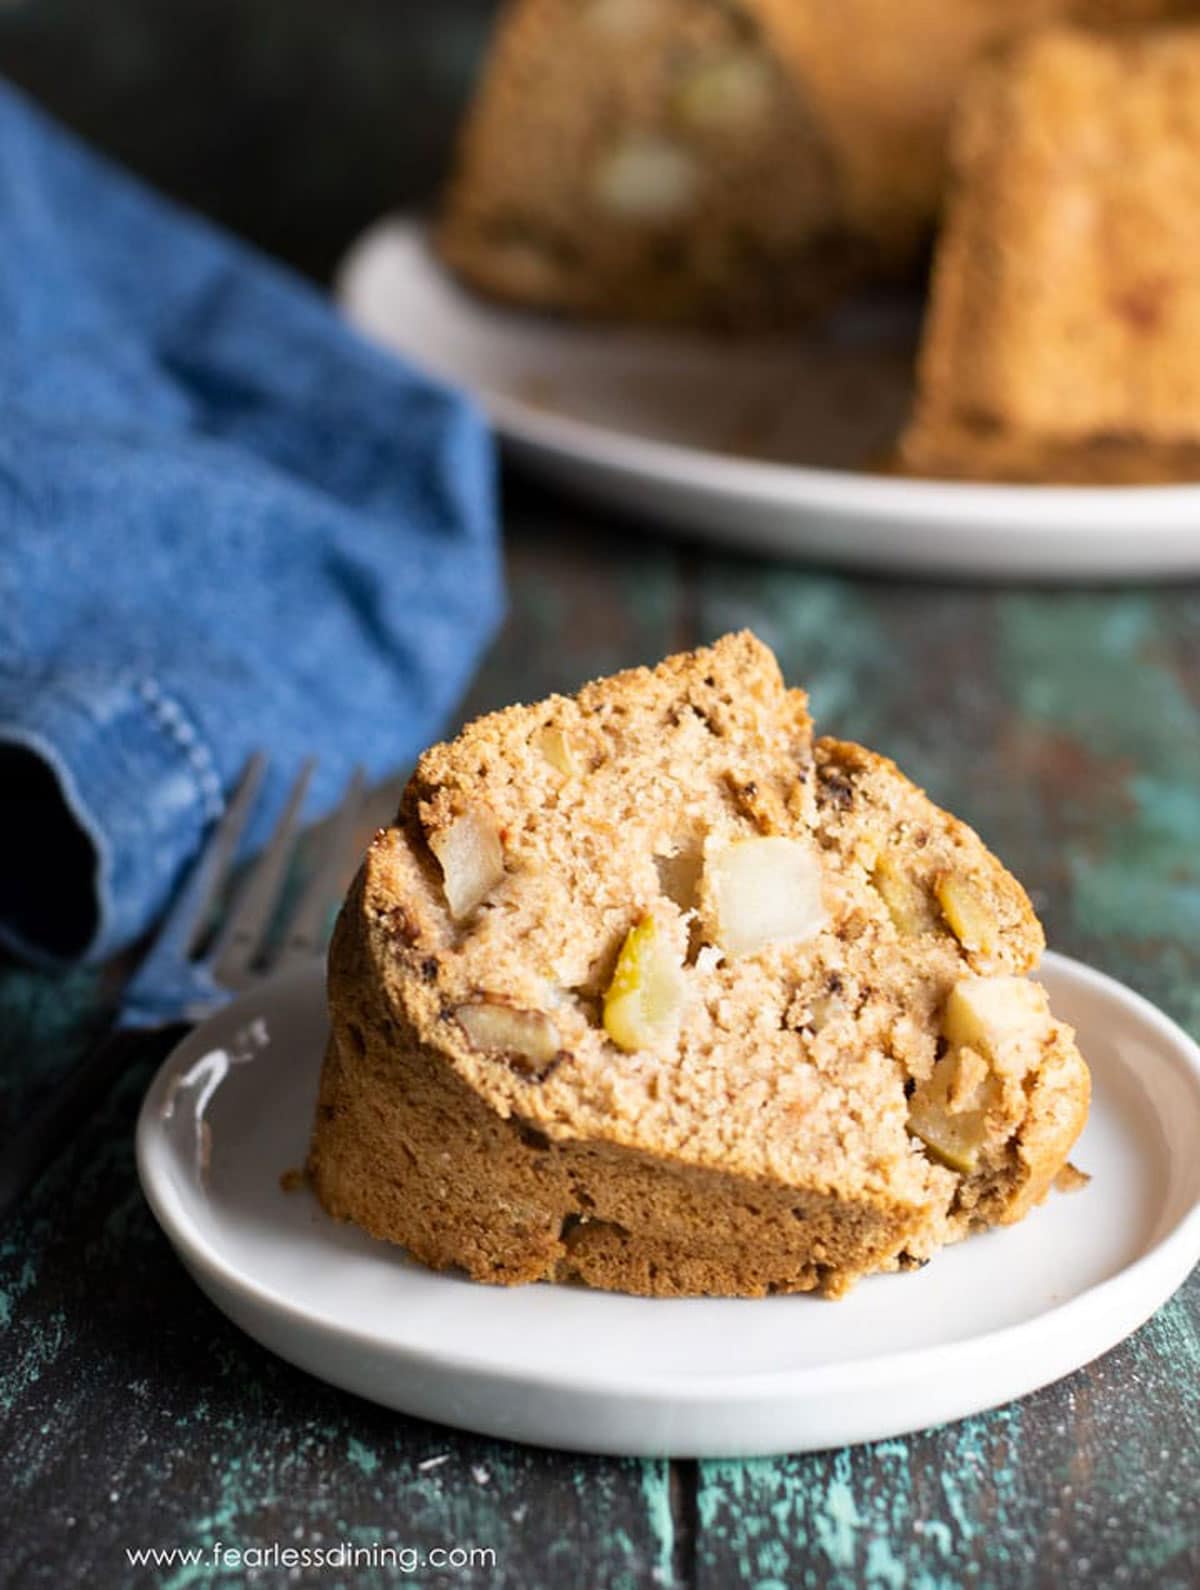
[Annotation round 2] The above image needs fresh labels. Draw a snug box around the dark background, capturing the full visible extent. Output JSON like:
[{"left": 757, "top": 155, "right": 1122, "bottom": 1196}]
[{"left": 0, "top": 0, "right": 499, "bottom": 281}]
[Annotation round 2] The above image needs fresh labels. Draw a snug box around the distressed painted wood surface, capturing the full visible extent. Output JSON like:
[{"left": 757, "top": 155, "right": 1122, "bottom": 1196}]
[{"left": 2, "top": 483, "right": 1198, "bottom": 1588}]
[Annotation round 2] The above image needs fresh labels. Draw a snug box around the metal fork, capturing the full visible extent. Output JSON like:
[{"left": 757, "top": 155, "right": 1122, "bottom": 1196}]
[{"left": 0, "top": 754, "right": 366, "bottom": 1217}]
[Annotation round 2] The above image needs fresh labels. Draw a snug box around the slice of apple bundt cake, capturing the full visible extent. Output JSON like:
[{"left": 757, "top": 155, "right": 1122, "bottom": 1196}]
[{"left": 308, "top": 632, "right": 1089, "bottom": 1298}]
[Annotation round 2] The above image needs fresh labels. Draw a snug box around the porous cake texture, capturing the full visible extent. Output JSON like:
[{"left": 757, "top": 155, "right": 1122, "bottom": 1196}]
[
  {"left": 898, "top": 23, "right": 1200, "bottom": 483},
  {"left": 437, "top": 0, "right": 1082, "bottom": 326},
  {"left": 308, "top": 633, "right": 1089, "bottom": 1299}
]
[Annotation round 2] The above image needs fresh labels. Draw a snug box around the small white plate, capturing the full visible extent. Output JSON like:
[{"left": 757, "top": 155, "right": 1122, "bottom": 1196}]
[
  {"left": 336, "top": 218, "right": 1200, "bottom": 581},
  {"left": 137, "top": 953, "right": 1200, "bottom": 1458}
]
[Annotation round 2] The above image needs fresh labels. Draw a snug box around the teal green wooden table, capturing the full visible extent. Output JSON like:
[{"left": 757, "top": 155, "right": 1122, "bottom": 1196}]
[{"left": 3, "top": 481, "right": 1198, "bottom": 1588}]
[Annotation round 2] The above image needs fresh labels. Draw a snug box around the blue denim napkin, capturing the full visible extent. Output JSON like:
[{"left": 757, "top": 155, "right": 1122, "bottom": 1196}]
[{"left": 0, "top": 82, "right": 503, "bottom": 970}]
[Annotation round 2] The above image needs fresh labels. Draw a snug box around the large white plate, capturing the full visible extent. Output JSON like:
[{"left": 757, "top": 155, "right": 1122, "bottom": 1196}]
[
  {"left": 336, "top": 219, "right": 1200, "bottom": 582},
  {"left": 136, "top": 953, "right": 1200, "bottom": 1458}
]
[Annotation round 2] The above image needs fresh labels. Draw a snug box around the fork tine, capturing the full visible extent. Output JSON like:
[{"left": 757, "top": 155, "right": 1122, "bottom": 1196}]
[
  {"left": 209, "top": 757, "right": 316, "bottom": 989},
  {"left": 271, "top": 766, "right": 366, "bottom": 977},
  {"left": 141, "top": 751, "right": 270, "bottom": 970}
]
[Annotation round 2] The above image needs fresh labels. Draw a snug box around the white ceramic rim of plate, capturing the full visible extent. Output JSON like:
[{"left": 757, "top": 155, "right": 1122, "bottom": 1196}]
[
  {"left": 337, "top": 218, "right": 1200, "bottom": 538},
  {"left": 136, "top": 950, "right": 1200, "bottom": 1410},
  {"left": 485, "top": 384, "right": 1200, "bottom": 532}
]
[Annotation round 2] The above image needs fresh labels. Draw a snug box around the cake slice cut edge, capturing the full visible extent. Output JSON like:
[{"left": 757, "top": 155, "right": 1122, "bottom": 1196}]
[{"left": 896, "top": 21, "right": 1200, "bottom": 485}]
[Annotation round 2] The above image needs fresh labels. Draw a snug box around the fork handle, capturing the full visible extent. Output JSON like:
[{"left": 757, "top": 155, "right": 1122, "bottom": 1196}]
[{"left": 0, "top": 1022, "right": 190, "bottom": 1219}]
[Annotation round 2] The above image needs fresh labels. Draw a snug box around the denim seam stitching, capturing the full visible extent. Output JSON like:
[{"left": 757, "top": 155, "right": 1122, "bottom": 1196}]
[{"left": 134, "top": 677, "right": 224, "bottom": 820}]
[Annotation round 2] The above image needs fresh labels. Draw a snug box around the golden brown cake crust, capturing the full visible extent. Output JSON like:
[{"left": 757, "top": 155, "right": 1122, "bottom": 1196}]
[
  {"left": 898, "top": 21, "right": 1200, "bottom": 484},
  {"left": 309, "top": 633, "right": 1089, "bottom": 1298}
]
